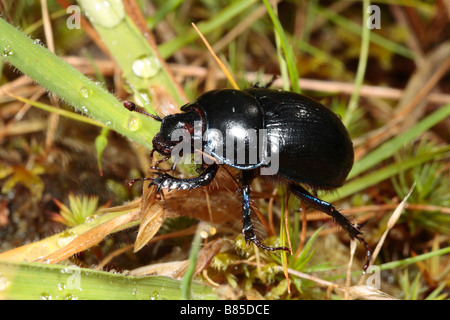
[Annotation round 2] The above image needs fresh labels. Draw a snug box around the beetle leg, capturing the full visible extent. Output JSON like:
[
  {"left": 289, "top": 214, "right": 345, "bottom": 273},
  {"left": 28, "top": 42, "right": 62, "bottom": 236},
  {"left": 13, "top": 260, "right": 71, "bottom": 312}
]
[
  {"left": 289, "top": 183, "right": 371, "bottom": 273},
  {"left": 150, "top": 155, "right": 171, "bottom": 171},
  {"left": 150, "top": 163, "right": 219, "bottom": 192},
  {"left": 241, "top": 171, "right": 290, "bottom": 253}
]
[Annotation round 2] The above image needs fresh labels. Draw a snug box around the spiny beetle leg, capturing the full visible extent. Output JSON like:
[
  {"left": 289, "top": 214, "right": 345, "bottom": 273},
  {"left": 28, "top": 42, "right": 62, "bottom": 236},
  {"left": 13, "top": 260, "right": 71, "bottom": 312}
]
[
  {"left": 289, "top": 183, "right": 371, "bottom": 273},
  {"left": 241, "top": 171, "right": 290, "bottom": 253},
  {"left": 150, "top": 163, "right": 219, "bottom": 192}
]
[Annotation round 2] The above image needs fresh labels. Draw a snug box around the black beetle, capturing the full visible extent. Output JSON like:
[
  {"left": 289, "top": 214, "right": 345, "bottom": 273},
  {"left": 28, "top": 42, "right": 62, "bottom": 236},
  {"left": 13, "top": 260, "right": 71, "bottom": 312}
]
[{"left": 125, "top": 87, "right": 371, "bottom": 272}]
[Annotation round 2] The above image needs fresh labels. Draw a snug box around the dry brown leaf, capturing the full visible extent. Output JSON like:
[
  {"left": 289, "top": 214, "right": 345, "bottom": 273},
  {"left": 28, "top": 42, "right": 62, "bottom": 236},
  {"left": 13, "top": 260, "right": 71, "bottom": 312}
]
[
  {"left": 194, "top": 238, "right": 224, "bottom": 276},
  {"left": 37, "top": 210, "right": 139, "bottom": 264},
  {"left": 134, "top": 201, "right": 165, "bottom": 252},
  {"left": 345, "top": 285, "right": 399, "bottom": 300},
  {"left": 133, "top": 182, "right": 165, "bottom": 252},
  {"left": 130, "top": 260, "right": 189, "bottom": 278}
]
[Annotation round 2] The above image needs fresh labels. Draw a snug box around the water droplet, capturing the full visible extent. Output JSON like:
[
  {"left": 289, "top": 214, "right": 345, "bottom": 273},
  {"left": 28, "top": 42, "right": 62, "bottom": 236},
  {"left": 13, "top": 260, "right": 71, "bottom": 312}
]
[
  {"left": 40, "top": 292, "right": 52, "bottom": 300},
  {"left": 57, "top": 282, "right": 66, "bottom": 291},
  {"left": 150, "top": 291, "right": 160, "bottom": 300},
  {"left": 79, "top": 0, "right": 125, "bottom": 28},
  {"left": 80, "top": 106, "right": 89, "bottom": 114},
  {"left": 33, "top": 39, "right": 42, "bottom": 45},
  {"left": 0, "top": 273, "right": 10, "bottom": 291},
  {"left": 131, "top": 55, "right": 160, "bottom": 79},
  {"left": 2, "top": 46, "right": 13, "bottom": 58},
  {"left": 80, "top": 86, "right": 90, "bottom": 98},
  {"left": 127, "top": 116, "right": 140, "bottom": 132},
  {"left": 131, "top": 288, "right": 138, "bottom": 295},
  {"left": 84, "top": 214, "right": 99, "bottom": 223},
  {"left": 135, "top": 90, "right": 151, "bottom": 107},
  {"left": 57, "top": 231, "right": 77, "bottom": 248}
]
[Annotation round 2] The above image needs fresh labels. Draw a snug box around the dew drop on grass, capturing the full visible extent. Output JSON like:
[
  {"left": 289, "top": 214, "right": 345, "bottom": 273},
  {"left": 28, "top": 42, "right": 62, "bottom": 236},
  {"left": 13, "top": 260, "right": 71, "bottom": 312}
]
[
  {"left": 150, "top": 291, "right": 160, "bottom": 300},
  {"left": 57, "top": 282, "right": 66, "bottom": 291},
  {"left": 40, "top": 292, "right": 52, "bottom": 300},
  {"left": 131, "top": 55, "right": 161, "bottom": 79},
  {"left": 79, "top": 0, "right": 125, "bottom": 28},
  {"left": 80, "top": 86, "right": 90, "bottom": 98},
  {"left": 0, "top": 273, "right": 9, "bottom": 291},
  {"left": 80, "top": 106, "right": 89, "bottom": 114},
  {"left": 2, "top": 45, "right": 13, "bottom": 57},
  {"left": 127, "top": 116, "right": 140, "bottom": 132}
]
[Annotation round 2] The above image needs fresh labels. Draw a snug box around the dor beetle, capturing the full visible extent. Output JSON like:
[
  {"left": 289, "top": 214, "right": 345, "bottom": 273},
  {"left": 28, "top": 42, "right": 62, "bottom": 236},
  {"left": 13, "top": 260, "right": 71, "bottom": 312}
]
[{"left": 125, "top": 87, "right": 371, "bottom": 272}]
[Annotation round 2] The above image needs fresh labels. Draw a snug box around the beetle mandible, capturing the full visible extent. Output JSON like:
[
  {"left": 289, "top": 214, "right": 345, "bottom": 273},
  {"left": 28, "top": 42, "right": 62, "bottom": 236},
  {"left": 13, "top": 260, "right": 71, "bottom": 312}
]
[{"left": 125, "top": 87, "right": 371, "bottom": 272}]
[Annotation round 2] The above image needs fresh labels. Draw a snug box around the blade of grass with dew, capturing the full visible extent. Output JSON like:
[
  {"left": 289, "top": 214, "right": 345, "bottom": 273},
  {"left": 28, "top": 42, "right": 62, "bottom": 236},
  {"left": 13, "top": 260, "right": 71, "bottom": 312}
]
[
  {"left": 77, "top": 0, "right": 186, "bottom": 110},
  {"left": 343, "top": 0, "right": 370, "bottom": 127},
  {"left": 0, "top": 17, "right": 157, "bottom": 150},
  {"left": 349, "top": 104, "right": 450, "bottom": 179},
  {"left": 0, "top": 260, "right": 216, "bottom": 300},
  {"left": 262, "top": 0, "right": 300, "bottom": 93}
]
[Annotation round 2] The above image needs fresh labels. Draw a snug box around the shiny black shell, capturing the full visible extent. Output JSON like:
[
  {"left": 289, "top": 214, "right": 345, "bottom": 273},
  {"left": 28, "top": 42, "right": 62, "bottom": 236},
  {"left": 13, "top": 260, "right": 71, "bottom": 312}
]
[
  {"left": 246, "top": 88, "right": 354, "bottom": 188},
  {"left": 180, "top": 88, "right": 354, "bottom": 189}
]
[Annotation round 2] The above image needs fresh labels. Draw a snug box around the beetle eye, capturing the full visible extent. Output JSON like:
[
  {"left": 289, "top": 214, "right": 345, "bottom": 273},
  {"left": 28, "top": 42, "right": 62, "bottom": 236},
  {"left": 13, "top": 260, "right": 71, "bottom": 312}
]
[{"left": 184, "top": 123, "right": 194, "bottom": 134}]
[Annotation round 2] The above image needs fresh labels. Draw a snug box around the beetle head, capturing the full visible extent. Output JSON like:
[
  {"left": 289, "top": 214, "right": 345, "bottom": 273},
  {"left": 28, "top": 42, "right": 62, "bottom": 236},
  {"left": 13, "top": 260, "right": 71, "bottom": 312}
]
[{"left": 152, "top": 111, "right": 202, "bottom": 158}]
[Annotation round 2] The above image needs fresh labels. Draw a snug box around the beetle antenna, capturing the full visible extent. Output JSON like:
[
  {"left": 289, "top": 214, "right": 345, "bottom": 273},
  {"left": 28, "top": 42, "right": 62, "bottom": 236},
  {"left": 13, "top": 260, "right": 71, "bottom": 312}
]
[{"left": 123, "top": 101, "right": 162, "bottom": 122}]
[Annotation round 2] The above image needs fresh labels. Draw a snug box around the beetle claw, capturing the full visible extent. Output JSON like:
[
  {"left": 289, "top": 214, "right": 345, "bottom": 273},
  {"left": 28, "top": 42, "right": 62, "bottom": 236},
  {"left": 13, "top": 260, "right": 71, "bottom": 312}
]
[{"left": 247, "top": 237, "right": 291, "bottom": 254}]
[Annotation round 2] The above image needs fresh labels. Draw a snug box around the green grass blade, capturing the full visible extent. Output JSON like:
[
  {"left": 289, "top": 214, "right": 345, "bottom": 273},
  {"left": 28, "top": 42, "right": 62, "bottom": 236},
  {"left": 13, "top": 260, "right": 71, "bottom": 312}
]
[
  {"left": 343, "top": 0, "right": 370, "bottom": 127},
  {"left": 325, "top": 145, "right": 450, "bottom": 203},
  {"left": 0, "top": 17, "right": 157, "bottom": 150},
  {"left": 0, "top": 260, "right": 216, "bottom": 300},
  {"left": 379, "top": 246, "right": 450, "bottom": 271},
  {"left": 12, "top": 95, "right": 105, "bottom": 128},
  {"left": 262, "top": 0, "right": 300, "bottom": 93},
  {"left": 182, "top": 222, "right": 206, "bottom": 300},
  {"left": 292, "top": 227, "right": 323, "bottom": 270},
  {"left": 349, "top": 104, "right": 450, "bottom": 179},
  {"left": 77, "top": 0, "right": 186, "bottom": 112}
]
